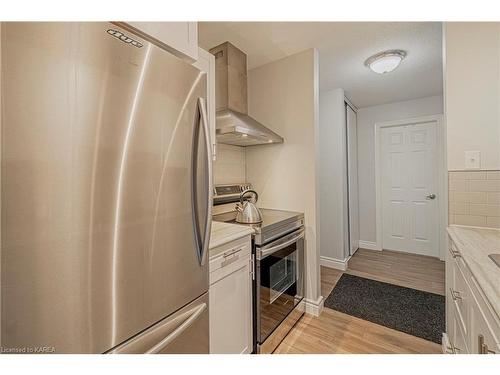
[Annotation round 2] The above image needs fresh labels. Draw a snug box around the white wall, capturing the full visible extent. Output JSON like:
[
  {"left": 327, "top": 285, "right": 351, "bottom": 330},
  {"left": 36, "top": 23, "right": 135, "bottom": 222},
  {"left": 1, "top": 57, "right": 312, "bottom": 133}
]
[
  {"left": 212, "top": 144, "right": 246, "bottom": 185},
  {"left": 246, "top": 49, "right": 321, "bottom": 304},
  {"left": 444, "top": 23, "right": 500, "bottom": 170},
  {"left": 357, "top": 95, "right": 444, "bottom": 243},
  {"left": 318, "top": 89, "right": 350, "bottom": 264}
]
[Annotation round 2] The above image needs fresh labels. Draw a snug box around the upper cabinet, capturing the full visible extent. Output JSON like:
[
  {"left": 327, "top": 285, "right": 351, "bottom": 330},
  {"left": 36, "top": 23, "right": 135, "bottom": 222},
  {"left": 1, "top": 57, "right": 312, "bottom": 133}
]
[{"left": 117, "top": 22, "right": 198, "bottom": 62}]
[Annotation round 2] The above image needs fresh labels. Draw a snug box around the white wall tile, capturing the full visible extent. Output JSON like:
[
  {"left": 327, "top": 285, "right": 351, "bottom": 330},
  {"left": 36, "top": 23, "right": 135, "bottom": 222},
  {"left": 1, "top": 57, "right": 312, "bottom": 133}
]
[
  {"left": 449, "top": 179, "right": 467, "bottom": 191},
  {"left": 448, "top": 170, "right": 500, "bottom": 229},
  {"left": 469, "top": 204, "right": 500, "bottom": 217},
  {"left": 468, "top": 179, "right": 500, "bottom": 192},
  {"left": 487, "top": 171, "right": 500, "bottom": 180},
  {"left": 487, "top": 192, "right": 500, "bottom": 204},
  {"left": 466, "top": 171, "right": 487, "bottom": 180},
  {"left": 449, "top": 202, "right": 467, "bottom": 215},
  {"left": 453, "top": 214, "right": 487, "bottom": 227},
  {"left": 449, "top": 191, "right": 487, "bottom": 203},
  {"left": 449, "top": 171, "right": 466, "bottom": 180},
  {"left": 486, "top": 216, "right": 500, "bottom": 228}
]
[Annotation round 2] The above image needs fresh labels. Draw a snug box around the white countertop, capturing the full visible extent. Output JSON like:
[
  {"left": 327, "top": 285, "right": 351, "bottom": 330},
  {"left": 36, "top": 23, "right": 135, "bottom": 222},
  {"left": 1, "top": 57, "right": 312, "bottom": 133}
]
[
  {"left": 209, "top": 221, "right": 254, "bottom": 250},
  {"left": 447, "top": 225, "right": 500, "bottom": 316}
]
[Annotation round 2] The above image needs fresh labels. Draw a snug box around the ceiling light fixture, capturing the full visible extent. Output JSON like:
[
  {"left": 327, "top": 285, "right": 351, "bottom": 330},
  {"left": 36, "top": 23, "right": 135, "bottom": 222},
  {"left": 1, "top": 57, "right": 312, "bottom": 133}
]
[{"left": 364, "top": 49, "right": 407, "bottom": 74}]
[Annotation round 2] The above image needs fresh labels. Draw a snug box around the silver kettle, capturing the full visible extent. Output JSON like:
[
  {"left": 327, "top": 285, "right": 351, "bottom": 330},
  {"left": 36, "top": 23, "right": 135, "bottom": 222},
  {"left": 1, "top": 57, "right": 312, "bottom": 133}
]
[{"left": 235, "top": 189, "right": 263, "bottom": 224}]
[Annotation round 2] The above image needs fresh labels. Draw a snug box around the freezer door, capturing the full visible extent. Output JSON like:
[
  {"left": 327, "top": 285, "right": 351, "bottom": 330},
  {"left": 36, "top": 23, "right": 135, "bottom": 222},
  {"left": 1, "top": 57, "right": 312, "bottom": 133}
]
[
  {"left": 108, "top": 292, "right": 209, "bottom": 354},
  {"left": 1, "top": 22, "right": 211, "bottom": 353}
]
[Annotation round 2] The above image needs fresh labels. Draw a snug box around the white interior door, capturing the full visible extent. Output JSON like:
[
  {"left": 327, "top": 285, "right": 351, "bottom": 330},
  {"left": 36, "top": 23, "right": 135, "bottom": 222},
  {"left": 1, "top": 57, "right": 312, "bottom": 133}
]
[
  {"left": 346, "top": 104, "right": 359, "bottom": 256},
  {"left": 380, "top": 121, "right": 438, "bottom": 257}
]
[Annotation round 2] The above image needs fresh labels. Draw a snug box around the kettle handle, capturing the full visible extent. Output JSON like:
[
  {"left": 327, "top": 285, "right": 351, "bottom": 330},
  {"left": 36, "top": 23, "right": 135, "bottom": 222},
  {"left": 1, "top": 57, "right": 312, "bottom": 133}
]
[{"left": 240, "top": 189, "right": 259, "bottom": 204}]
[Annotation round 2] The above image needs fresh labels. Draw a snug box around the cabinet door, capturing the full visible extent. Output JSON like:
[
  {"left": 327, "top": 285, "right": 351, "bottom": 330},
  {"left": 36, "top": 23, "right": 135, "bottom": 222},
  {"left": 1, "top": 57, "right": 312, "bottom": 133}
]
[
  {"left": 469, "top": 278, "right": 500, "bottom": 354},
  {"left": 470, "top": 302, "right": 499, "bottom": 354},
  {"left": 445, "top": 239, "right": 454, "bottom": 334},
  {"left": 193, "top": 48, "right": 216, "bottom": 161},
  {"left": 209, "top": 256, "right": 253, "bottom": 354},
  {"left": 121, "top": 22, "right": 198, "bottom": 61},
  {"left": 448, "top": 307, "right": 469, "bottom": 354}
]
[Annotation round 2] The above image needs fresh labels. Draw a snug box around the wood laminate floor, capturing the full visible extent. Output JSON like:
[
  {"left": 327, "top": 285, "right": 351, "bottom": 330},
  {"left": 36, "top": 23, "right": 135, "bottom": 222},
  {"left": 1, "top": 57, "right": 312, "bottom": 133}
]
[{"left": 274, "top": 249, "right": 445, "bottom": 354}]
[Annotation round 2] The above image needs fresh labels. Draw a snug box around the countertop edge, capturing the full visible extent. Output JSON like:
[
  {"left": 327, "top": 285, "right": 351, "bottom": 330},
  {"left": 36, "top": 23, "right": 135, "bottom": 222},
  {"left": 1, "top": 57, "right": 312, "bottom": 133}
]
[{"left": 209, "top": 222, "right": 254, "bottom": 250}]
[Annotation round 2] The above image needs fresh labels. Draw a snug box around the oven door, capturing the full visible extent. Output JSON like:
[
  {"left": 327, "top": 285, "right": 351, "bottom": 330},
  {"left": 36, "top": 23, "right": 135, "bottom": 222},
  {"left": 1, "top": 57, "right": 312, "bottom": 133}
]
[{"left": 256, "top": 228, "right": 304, "bottom": 345}]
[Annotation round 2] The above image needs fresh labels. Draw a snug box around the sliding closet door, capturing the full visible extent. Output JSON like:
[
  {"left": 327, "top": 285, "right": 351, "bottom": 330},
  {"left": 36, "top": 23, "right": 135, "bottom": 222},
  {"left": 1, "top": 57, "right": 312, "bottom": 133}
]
[{"left": 346, "top": 104, "right": 359, "bottom": 256}]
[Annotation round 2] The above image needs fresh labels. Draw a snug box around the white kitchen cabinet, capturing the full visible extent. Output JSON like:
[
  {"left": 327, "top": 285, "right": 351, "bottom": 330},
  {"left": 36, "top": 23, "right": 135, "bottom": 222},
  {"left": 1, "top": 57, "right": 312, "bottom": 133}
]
[
  {"left": 469, "top": 277, "right": 500, "bottom": 354},
  {"left": 192, "top": 48, "right": 216, "bottom": 161},
  {"left": 117, "top": 22, "right": 198, "bottom": 62},
  {"left": 445, "top": 235, "right": 500, "bottom": 354},
  {"left": 449, "top": 308, "right": 469, "bottom": 354},
  {"left": 209, "top": 235, "right": 253, "bottom": 354}
]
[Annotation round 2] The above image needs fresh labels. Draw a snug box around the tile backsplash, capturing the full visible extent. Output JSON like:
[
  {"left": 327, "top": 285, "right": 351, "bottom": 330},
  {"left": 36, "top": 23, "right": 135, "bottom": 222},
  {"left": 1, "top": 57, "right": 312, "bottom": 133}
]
[{"left": 449, "top": 170, "right": 500, "bottom": 228}]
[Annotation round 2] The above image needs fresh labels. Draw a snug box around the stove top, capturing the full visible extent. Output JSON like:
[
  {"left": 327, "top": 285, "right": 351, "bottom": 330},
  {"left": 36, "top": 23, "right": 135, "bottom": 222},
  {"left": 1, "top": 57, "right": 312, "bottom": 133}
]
[{"left": 213, "top": 208, "right": 304, "bottom": 246}]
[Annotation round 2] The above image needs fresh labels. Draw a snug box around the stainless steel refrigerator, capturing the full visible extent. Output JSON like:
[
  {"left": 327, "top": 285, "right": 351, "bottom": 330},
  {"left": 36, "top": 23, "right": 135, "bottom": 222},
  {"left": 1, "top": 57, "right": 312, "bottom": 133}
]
[{"left": 0, "top": 22, "right": 212, "bottom": 354}]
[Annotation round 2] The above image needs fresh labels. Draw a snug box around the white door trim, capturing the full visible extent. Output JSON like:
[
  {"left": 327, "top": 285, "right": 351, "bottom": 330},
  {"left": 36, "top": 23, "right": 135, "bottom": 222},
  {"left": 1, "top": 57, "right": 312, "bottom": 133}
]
[{"left": 374, "top": 114, "right": 446, "bottom": 260}]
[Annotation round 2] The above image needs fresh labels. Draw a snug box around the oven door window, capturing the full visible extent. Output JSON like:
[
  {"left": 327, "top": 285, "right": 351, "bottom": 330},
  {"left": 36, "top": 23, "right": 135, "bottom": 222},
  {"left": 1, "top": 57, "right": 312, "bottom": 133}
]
[
  {"left": 259, "top": 238, "right": 303, "bottom": 343},
  {"left": 269, "top": 252, "right": 296, "bottom": 304}
]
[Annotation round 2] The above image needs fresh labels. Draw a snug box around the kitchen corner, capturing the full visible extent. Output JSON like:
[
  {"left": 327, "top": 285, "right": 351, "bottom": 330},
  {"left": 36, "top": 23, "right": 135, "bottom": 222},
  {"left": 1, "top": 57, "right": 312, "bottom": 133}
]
[{"left": 205, "top": 40, "right": 317, "bottom": 354}]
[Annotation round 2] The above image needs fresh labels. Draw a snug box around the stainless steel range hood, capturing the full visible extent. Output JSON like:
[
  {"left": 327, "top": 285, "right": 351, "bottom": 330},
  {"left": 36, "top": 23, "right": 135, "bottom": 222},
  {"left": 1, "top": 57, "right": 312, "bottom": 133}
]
[{"left": 209, "top": 42, "right": 284, "bottom": 146}]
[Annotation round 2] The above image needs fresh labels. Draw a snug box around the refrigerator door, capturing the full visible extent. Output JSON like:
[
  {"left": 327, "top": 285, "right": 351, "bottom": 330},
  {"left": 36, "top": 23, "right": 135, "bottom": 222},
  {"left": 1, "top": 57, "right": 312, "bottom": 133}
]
[
  {"left": 108, "top": 292, "right": 209, "bottom": 354},
  {"left": 1, "top": 22, "right": 211, "bottom": 353}
]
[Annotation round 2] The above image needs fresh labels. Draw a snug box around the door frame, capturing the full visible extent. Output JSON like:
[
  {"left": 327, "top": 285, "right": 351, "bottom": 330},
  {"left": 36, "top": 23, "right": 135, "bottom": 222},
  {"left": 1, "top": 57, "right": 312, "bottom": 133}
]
[
  {"left": 345, "top": 100, "right": 359, "bottom": 256},
  {"left": 374, "top": 114, "right": 446, "bottom": 260}
]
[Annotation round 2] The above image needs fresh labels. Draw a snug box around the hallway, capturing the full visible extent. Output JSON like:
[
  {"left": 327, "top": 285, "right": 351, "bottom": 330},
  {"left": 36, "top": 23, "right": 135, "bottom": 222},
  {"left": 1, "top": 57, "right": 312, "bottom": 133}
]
[{"left": 275, "top": 249, "right": 445, "bottom": 354}]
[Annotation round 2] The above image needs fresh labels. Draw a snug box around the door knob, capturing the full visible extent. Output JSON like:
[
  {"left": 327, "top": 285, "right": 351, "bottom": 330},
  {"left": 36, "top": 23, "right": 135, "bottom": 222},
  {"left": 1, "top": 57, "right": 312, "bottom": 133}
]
[{"left": 426, "top": 193, "right": 436, "bottom": 200}]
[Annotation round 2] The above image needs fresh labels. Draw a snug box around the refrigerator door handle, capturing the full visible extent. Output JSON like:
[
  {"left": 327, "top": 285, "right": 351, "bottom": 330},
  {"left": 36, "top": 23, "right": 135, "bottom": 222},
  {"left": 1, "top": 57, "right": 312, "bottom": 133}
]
[
  {"left": 191, "top": 97, "right": 213, "bottom": 266},
  {"left": 146, "top": 302, "right": 207, "bottom": 354},
  {"left": 199, "top": 97, "right": 212, "bottom": 267}
]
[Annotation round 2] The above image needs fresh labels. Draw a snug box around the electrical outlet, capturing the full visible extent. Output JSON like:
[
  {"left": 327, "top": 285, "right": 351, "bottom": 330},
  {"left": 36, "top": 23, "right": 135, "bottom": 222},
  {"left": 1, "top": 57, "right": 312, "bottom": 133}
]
[{"left": 465, "top": 151, "right": 481, "bottom": 169}]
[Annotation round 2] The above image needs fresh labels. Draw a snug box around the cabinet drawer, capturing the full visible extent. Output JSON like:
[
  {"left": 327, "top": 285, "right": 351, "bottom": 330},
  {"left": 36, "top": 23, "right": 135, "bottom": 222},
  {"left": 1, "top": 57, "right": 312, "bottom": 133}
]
[
  {"left": 209, "top": 235, "right": 251, "bottom": 277},
  {"left": 448, "top": 239, "right": 469, "bottom": 275},
  {"left": 469, "top": 277, "right": 500, "bottom": 354}
]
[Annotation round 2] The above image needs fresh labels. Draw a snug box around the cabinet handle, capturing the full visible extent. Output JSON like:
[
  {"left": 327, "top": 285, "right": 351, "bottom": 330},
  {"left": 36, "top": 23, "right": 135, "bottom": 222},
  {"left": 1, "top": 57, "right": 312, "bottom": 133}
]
[
  {"left": 478, "top": 334, "right": 496, "bottom": 354},
  {"left": 223, "top": 248, "right": 241, "bottom": 258},
  {"left": 220, "top": 248, "right": 242, "bottom": 268},
  {"left": 445, "top": 344, "right": 456, "bottom": 354},
  {"left": 450, "top": 248, "right": 461, "bottom": 258},
  {"left": 450, "top": 288, "right": 462, "bottom": 301}
]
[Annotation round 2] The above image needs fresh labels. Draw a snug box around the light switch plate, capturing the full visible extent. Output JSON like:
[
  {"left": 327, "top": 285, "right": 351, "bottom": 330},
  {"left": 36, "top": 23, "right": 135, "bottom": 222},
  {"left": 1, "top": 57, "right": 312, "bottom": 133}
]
[{"left": 465, "top": 150, "right": 481, "bottom": 169}]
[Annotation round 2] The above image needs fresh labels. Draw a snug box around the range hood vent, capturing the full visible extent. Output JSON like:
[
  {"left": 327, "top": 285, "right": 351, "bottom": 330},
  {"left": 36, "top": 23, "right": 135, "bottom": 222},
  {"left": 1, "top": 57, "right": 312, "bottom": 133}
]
[{"left": 209, "top": 42, "right": 284, "bottom": 147}]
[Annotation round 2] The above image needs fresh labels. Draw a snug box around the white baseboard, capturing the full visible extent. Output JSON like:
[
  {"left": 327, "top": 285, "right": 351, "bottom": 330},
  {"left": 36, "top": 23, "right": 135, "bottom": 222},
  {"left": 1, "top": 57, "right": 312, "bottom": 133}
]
[
  {"left": 320, "top": 256, "right": 348, "bottom": 271},
  {"left": 358, "top": 240, "right": 382, "bottom": 251},
  {"left": 304, "top": 296, "right": 324, "bottom": 317}
]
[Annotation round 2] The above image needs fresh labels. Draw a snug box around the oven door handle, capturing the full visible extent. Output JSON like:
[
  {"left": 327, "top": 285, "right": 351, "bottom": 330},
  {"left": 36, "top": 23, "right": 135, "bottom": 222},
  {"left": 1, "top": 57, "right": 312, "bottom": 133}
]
[{"left": 258, "top": 229, "right": 305, "bottom": 260}]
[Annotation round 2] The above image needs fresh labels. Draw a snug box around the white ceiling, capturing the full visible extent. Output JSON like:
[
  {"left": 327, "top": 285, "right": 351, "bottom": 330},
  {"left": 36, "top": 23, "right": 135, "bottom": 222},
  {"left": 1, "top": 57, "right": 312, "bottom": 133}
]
[{"left": 198, "top": 22, "right": 443, "bottom": 108}]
